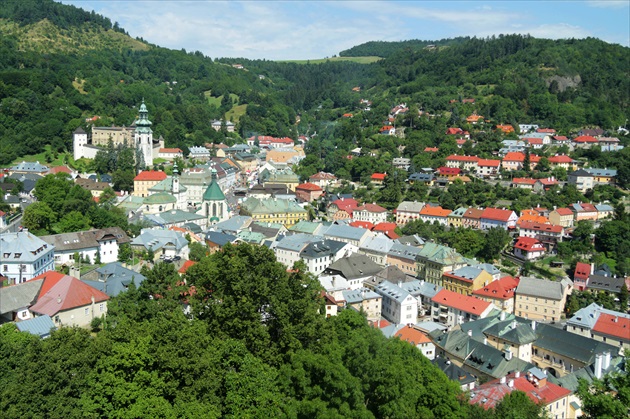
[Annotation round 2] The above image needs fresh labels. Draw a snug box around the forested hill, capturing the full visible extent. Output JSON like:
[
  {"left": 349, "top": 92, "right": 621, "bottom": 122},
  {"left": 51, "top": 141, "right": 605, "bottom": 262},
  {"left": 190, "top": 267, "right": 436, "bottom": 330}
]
[{"left": 339, "top": 37, "right": 470, "bottom": 58}]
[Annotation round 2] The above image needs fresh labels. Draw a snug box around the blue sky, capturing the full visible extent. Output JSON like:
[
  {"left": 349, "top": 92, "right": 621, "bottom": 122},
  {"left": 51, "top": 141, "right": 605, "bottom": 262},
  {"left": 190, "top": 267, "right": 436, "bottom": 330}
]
[{"left": 61, "top": 1, "right": 629, "bottom": 60}]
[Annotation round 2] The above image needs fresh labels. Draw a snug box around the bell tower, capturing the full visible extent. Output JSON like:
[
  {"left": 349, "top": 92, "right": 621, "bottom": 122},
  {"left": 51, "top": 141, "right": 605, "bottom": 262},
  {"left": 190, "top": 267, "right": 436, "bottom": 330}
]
[{"left": 134, "top": 99, "right": 153, "bottom": 167}]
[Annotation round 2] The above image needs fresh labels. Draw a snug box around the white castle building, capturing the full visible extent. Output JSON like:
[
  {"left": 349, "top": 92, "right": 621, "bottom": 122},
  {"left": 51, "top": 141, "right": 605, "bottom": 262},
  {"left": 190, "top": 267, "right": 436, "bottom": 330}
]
[{"left": 73, "top": 100, "right": 164, "bottom": 167}]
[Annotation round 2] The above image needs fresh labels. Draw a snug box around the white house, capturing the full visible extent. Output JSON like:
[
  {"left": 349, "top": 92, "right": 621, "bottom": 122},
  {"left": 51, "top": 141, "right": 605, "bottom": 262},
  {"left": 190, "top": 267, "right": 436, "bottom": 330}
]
[
  {"left": 353, "top": 203, "right": 388, "bottom": 224},
  {"left": 431, "top": 289, "right": 493, "bottom": 328},
  {"left": 41, "top": 227, "right": 130, "bottom": 266},
  {"left": 0, "top": 232, "right": 55, "bottom": 285},
  {"left": 374, "top": 280, "right": 419, "bottom": 324}
]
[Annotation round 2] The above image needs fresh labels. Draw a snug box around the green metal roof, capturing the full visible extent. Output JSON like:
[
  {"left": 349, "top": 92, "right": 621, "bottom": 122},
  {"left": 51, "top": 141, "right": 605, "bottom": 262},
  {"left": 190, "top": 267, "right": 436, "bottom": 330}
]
[
  {"left": 203, "top": 180, "right": 225, "bottom": 201},
  {"left": 143, "top": 192, "right": 177, "bottom": 205}
]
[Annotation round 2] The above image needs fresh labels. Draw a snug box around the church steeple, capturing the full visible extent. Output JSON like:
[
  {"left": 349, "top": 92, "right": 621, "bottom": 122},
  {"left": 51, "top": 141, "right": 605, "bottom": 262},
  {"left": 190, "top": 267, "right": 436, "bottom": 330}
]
[
  {"left": 202, "top": 168, "right": 228, "bottom": 224},
  {"left": 172, "top": 161, "right": 180, "bottom": 194},
  {"left": 134, "top": 98, "right": 153, "bottom": 167}
]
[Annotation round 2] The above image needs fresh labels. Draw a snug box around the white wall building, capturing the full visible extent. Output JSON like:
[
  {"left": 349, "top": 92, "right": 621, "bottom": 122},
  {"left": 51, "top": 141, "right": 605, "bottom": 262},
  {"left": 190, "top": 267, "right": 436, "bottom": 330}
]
[
  {"left": 0, "top": 232, "right": 55, "bottom": 284},
  {"left": 375, "top": 280, "right": 419, "bottom": 324}
]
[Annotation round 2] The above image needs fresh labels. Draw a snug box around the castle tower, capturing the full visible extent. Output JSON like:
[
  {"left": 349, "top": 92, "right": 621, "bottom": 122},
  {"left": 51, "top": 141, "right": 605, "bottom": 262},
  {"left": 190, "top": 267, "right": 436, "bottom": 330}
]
[
  {"left": 202, "top": 168, "right": 229, "bottom": 224},
  {"left": 73, "top": 126, "right": 88, "bottom": 161},
  {"left": 134, "top": 99, "right": 153, "bottom": 167}
]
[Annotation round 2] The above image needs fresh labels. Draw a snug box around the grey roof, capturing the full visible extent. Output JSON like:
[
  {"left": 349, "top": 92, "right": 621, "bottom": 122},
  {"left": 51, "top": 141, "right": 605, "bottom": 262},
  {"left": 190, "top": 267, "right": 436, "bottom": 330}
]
[
  {"left": 472, "top": 263, "right": 501, "bottom": 277},
  {"left": 482, "top": 319, "right": 538, "bottom": 345},
  {"left": 300, "top": 239, "right": 347, "bottom": 259},
  {"left": 342, "top": 288, "right": 381, "bottom": 304},
  {"left": 145, "top": 209, "right": 205, "bottom": 227},
  {"left": 275, "top": 233, "right": 318, "bottom": 252},
  {"left": 81, "top": 262, "right": 146, "bottom": 297},
  {"left": 205, "top": 231, "right": 236, "bottom": 247},
  {"left": 431, "top": 329, "right": 535, "bottom": 379},
  {"left": 401, "top": 280, "right": 442, "bottom": 299},
  {"left": 433, "top": 357, "right": 477, "bottom": 386},
  {"left": 250, "top": 222, "right": 284, "bottom": 239},
  {"left": 365, "top": 265, "right": 412, "bottom": 288},
  {"left": 375, "top": 280, "right": 413, "bottom": 304},
  {"left": 360, "top": 235, "right": 394, "bottom": 254},
  {"left": 594, "top": 203, "right": 614, "bottom": 212},
  {"left": 10, "top": 161, "right": 49, "bottom": 172},
  {"left": 414, "top": 321, "right": 448, "bottom": 334},
  {"left": 211, "top": 216, "right": 252, "bottom": 234},
  {"left": 16, "top": 315, "right": 56, "bottom": 338},
  {"left": 183, "top": 222, "right": 203, "bottom": 234},
  {"left": 0, "top": 279, "right": 43, "bottom": 314},
  {"left": 388, "top": 242, "right": 423, "bottom": 260},
  {"left": 396, "top": 235, "right": 425, "bottom": 247},
  {"left": 587, "top": 274, "right": 626, "bottom": 294},
  {"left": 40, "top": 227, "right": 129, "bottom": 252},
  {"left": 131, "top": 229, "right": 188, "bottom": 252},
  {"left": 324, "top": 254, "right": 382, "bottom": 280},
  {"left": 516, "top": 276, "right": 564, "bottom": 300},
  {"left": 396, "top": 201, "right": 425, "bottom": 212},
  {"left": 288, "top": 220, "right": 323, "bottom": 235},
  {"left": 584, "top": 168, "right": 617, "bottom": 177},
  {"left": 0, "top": 232, "right": 54, "bottom": 263},
  {"left": 408, "top": 173, "right": 434, "bottom": 182},
  {"left": 323, "top": 224, "right": 369, "bottom": 242},
  {"left": 534, "top": 323, "right": 618, "bottom": 364},
  {"left": 569, "top": 169, "right": 594, "bottom": 177},
  {"left": 449, "top": 266, "right": 484, "bottom": 281}
]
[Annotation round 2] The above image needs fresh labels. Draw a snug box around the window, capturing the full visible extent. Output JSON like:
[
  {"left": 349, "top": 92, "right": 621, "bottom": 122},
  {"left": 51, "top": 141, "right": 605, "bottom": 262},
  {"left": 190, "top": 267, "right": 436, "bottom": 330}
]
[
  {"left": 3, "top": 265, "right": 7, "bottom": 272},
  {"left": 85, "top": 308, "right": 89, "bottom": 315}
]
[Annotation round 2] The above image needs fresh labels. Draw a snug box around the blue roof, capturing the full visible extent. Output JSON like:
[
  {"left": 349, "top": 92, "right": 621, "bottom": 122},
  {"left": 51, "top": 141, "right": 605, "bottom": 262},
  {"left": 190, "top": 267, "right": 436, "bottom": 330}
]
[{"left": 16, "top": 315, "right": 56, "bottom": 338}]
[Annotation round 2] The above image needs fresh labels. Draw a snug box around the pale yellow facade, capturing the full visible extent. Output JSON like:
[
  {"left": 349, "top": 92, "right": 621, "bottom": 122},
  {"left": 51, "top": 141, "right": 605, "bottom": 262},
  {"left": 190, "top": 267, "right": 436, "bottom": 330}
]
[
  {"left": 442, "top": 270, "right": 492, "bottom": 296},
  {"left": 515, "top": 294, "right": 565, "bottom": 322}
]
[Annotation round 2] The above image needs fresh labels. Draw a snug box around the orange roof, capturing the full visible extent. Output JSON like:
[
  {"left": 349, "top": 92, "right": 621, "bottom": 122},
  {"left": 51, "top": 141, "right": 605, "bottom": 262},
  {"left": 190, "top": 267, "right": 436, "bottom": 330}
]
[
  {"left": 357, "top": 203, "right": 387, "bottom": 213},
  {"left": 349, "top": 221, "right": 374, "bottom": 230},
  {"left": 420, "top": 205, "right": 452, "bottom": 218},
  {"left": 514, "top": 237, "right": 544, "bottom": 252},
  {"left": 519, "top": 220, "right": 562, "bottom": 233},
  {"left": 343, "top": 113, "right": 353, "bottom": 118},
  {"left": 502, "top": 152, "right": 540, "bottom": 163},
  {"left": 371, "top": 173, "right": 386, "bottom": 181},
  {"left": 372, "top": 222, "right": 398, "bottom": 232},
  {"left": 395, "top": 325, "right": 432, "bottom": 345},
  {"left": 552, "top": 135, "right": 569, "bottom": 141},
  {"left": 446, "top": 127, "right": 469, "bottom": 135},
  {"left": 496, "top": 124, "right": 514, "bottom": 133},
  {"left": 438, "top": 167, "right": 461, "bottom": 175},
  {"left": 537, "top": 128, "right": 556, "bottom": 134},
  {"left": 464, "top": 207, "right": 484, "bottom": 219},
  {"left": 431, "top": 289, "right": 491, "bottom": 316},
  {"left": 517, "top": 214, "right": 550, "bottom": 226},
  {"left": 525, "top": 137, "right": 544, "bottom": 145},
  {"left": 134, "top": 170, "right": 167, "bottom": 181},
  {"left": 473, "top": 276, "right": 519, "bottom": 300},
  {"left": 574, "top": 135, "right": 598, "bottom": 143},
  {"left": 296, "top": 183, "right": 323, "bottom": 192},
  {"left": 159, "top": 148, "right": 183, "bottom": 153},
  {"left": 49, "top": 166, "right": 73, "bottom": 174},
  {"left": 466, "top": 114, "right": 484, "bottom": 122},
  {"left": 548, "top": 155, "right": 573, "bottom": 163},
  {"left": 424, "top": 147, "right": 439, "bottom": 152},
  {"left": 178, "top": 260, "right": 197, "bottom": 274},
  {"left": 477, "top": 159, "right": 501, "bottom": 167},
  {"left": 512, "top": 177, "right": 536, "bottom": 185},
  {"left": 592, "top": 313, "right": 630, "bottom": 340},
  {"left": 481, "top": 207, "right": 515, "bottom": 222}
]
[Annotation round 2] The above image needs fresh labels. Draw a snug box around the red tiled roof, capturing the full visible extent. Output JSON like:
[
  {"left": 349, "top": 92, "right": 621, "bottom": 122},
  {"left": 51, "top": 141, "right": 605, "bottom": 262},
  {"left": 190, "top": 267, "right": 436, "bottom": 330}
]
[
  {"left": 464, "top": 207, "right": 484, "bottom": 219},
  {"left": 380, "top": 125, "right": 394, "bottom": 132},
  {"left": 134, "top": 170, "right": 167, "bottom": 181},
  {"left": 446, "top": 127, "right": 465, "bottom": 135},
  {"left": 431, "top": 289, "right": 491, "bottom": 315},
  {"left": 159, "top": 148, "right": 183, "bottom": 153},
  {"left": 438, "top": 167, "right": 461, "bottom": 175},
  {"left": 477, "top": 159, "right": 501, "bottom": 167},
  {"left": 371, "top": 173, "right": 386, "bottom": 181},
  {"left": 496, "top": 124, "right": 514, "bottom": 133},
  {"left": 519, "top": 221, "right": 563, "bottom": 233},
  {"left": 576, "top": 203, "right": 597, "bottom": 212},
  {"left": 372, "top": 222, "right": 398, "bottom": 232},
  {"left": 536, "top": 178, "right": 558, "bottom": 186},
  {"left": 574, "top": 135, "right": 598, "bottom": 143},
  {"left": 384, "top": 230, "right": 400, "bottom": 240},
  {"left": 548, "top": 155, "right": 573, "bottom": 164},
  {"left": 574, "top": 262, "right": 591, "bottom": 281},
  {"left": 31, "top": 270, "right": 66, "bottom": 298},
  {"left": 296, "top": 183, "right": 323, "bottom": 192},
  {"left": 395, "top": 325, "right": 432, "bottom": 345},
  {"left": 49, "top": 166, "right": 72, "bottom": 174},
  {"left": 592, "top": 313, "right": 630, "bottom": 340},
  {"left": 481, "top": 207, "right": 514, "bottom": 222},
  {"left": 473, "top": 276, "right": 519, "bottom": 300},
  {"left": 514, "top": 237, "right": 544, "bottom": 252},
  {"left": 310, "top": 172, "right": 337, "bottom": 181},
  {"left": 357, "top": 203, "right": 387, "bottom": 213},
  {"left": 349, "top": 221, "right": 374, "bottom": 230},
  {"left": 30, "top": 275, "right": 109, "bottom": 316},
  {"left": 552, "top": 135, "right": 569, "bottom": 141},
  {"left": 331, "top": 198, "right": 358, "bottom": 213},
  {"left": 371, "top": 318, "right": 391, "bottom": 329},
  {"left": 537, "top": 128, "right": 556, "bottom": 134},
  {"left": 178, "top": 260, "right": 197, "bottom": 274},
  {"left": 554, "top": 207, "right": 573, "bottom": 216},
  {"left": 525, "top": 137, "right": 544, "bottom": 145},
  {"left": 424, "top": 147, "right": 439, "bottom": 152},
  {"left": 512, "top": 177, "right": 536, "bottom": 185},
  {"left": 502, "top": 152, "right": 541, "bottom": 163}
]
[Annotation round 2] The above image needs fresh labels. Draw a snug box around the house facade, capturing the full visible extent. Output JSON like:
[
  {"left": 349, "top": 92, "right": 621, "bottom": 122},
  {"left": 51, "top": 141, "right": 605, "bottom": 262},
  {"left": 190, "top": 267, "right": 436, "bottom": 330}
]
[{"left": 0, "top": 232, "right": 55, "bottom": 285}]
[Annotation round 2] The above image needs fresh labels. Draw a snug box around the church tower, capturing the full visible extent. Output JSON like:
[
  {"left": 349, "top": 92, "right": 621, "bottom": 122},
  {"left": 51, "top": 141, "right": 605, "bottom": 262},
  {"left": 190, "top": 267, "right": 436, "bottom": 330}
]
[
  {"left": 72, "top": 126, "right": 88, "bottom": 161},
  {"left": 134, "top": 99, "right": 153, "bottom": 167},
  {"left": 172, "top": 162, "right": 180, "bottom": 194},
  {"left": 202, "top": 168, "right": 229, "bottom": 224}
]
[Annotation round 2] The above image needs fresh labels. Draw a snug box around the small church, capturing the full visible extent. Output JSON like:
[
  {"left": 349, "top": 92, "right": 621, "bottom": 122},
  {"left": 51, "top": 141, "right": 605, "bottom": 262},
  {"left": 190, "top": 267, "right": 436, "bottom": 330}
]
[{"left": 73, "top": 100, "right": 164, "bottom": 167}]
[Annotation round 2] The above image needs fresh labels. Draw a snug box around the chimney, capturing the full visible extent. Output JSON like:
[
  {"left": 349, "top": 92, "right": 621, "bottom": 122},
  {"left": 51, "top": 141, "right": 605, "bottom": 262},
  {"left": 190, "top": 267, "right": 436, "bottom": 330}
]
[
  {"left": 500, "top": 311, "right": 506, "bottom": 321},
  {"left": 504, "top": 347, "right": 513, "bottom": 361},
  {"left": 602, "top": 351, "right": 611, "bottom": 370},
  {"left": 511, "top": 320, "right": 517, "bottom": 329},
  {"left": 515, "top": 371, "right": 520, "bottom": 378},
  {"left": 594, "top": 353, "right": 603, "bottom": 379},
  {"left": 467, "top": 329, "right": 472, "bottom": 337},
  {"left": 531, "top": 320, "right": 536, "bottom": 331},
  {"left": 500, "top": 376, "right": 507, "bottom": 384},
  {"left": 508, "top": 379, "right": 514, "bottom": 388}
]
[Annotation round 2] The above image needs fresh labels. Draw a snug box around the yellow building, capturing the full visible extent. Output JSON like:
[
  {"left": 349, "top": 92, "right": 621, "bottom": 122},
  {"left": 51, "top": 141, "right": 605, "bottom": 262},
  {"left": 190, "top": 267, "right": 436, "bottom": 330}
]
[
  {"left": 240, "top": 197, "right": 308, "bottom": 227},
  {"left": 133, "top": 170, "right": 167, "bottom": 198},
  {"left": 442, "top": 266, "right": 493, "bottom": 296}
]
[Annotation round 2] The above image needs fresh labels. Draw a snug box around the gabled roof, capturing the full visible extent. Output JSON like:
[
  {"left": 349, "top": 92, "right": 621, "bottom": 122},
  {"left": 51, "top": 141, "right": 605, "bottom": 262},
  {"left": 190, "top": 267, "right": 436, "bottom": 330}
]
[
  {"left": 355, "top": 203, "right": 387, "bottom": 213},
  {"left": 178, "top": 260, "right": 197, "bottom": 274},
  {"left": 445, "top": 155, "right": 479, "bottom": 162},
  {"left": 519, "top": 221, "right": 563, "bottom": 233},
  {"left": 420, "top": 205, "right": 452, "bottom": 218},
  {"left": 573, "top": 262, "right": 591, "bottom": 281},
  {"left": 512, "top": 177, "right": 536, "bottom": 185},
  {"left": 134, "top": 170, "right": 167, "bottom": 182},
  {"left": 0, "top": 279, "right": 44, "bottom": 315},
  {"left": 349, "top": 221, "right": 374, "bottom": 230},
  {"left": 16, "top": 315, "right": 56, "bottom": 338},
  {"left": 30, "top": 275, "right": 109, "bottom": 316},
  {"left": 548, "top": 154, "right": 574, "bottom": 164},
  {"left": 553, "top": 207, "right": 573, "bottom": 216},
  {"left": 463, "top": 207, "right": 484, "bottom": 220},
  {"left": 481, "top": 207, "right": 515, "bottom": 222},
  {"left": 477, "top": 159, "right": 501, "bottom": 167},
  {"left": 371, "top": 173, "right": 386, "bottom": 181},
  {"left": 516, "top": 276, "right": 564, "bottom": 300},
  {"left": 573, "top": 135, "right": 598, "bottom": 143},
  {"left": 514, "top": 237, "right": 544, "bottom": 252},
  {"left": 325, "top": 254, "right": 383, "bottom": 280},
  {"left": 394, "top": 325, "right": 432, "bottom": 345},
  {"left": 591, "top": 313, "right": 630, "bottom": 341},
  {"left": 431, "top": 289, "right": 491, "bottom": 316},
  {"left": 296, "top": 182, "right": 323, "bottom": 192},
  {"left": 473, "top": 276, "right": 519, "bottom": 301}
]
